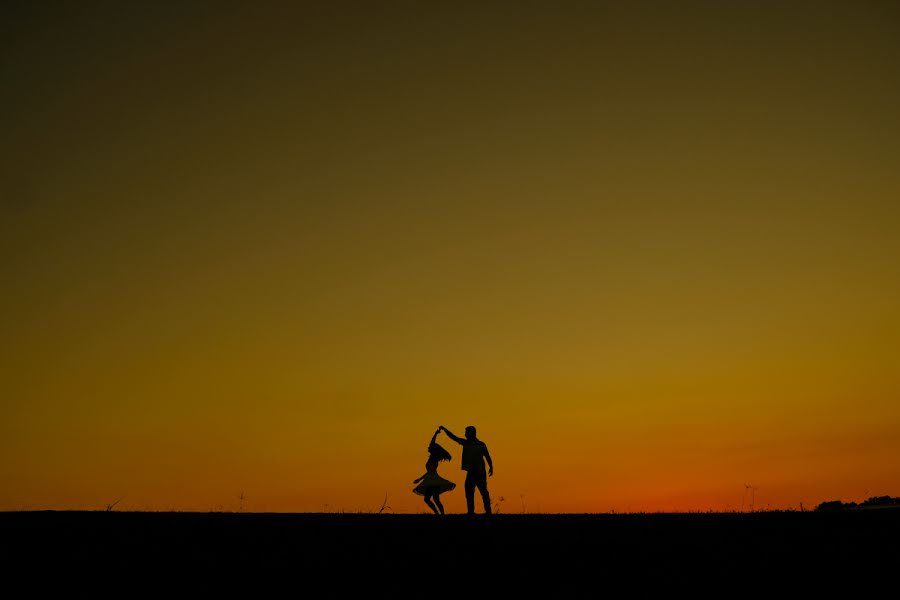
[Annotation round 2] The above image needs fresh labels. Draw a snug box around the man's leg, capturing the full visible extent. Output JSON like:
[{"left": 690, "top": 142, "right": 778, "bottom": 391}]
[
  {"left": 477, "top": 476, "right": 492, "bottom": 514},
  {"left": 464, "top": 475, "right": 476, "bottom": 514}
]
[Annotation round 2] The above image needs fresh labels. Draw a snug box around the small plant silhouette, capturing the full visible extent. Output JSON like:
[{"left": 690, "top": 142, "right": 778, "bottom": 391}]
[
  {"left": 377, "top": 493, "right": 392, "bottom": 514},
  {"left": 105, "top": 497, "right": 124, "bottom": 512},
  {"left": 493, "top": 496, "right": 505, "bottom": 514}
]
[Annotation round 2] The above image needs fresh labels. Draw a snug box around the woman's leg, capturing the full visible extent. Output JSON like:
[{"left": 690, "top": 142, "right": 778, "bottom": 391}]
[
  {"left": 433, "top": 494, "right": 445, "bottom": 515},
  {"left": 424, "top": 494, "right": 439, "bottom": 514}
]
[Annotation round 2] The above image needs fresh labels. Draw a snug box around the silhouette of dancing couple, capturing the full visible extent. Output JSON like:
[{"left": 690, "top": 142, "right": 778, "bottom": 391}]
[{"left": 413, "top": 425, "right": 493, "bottom": 515}]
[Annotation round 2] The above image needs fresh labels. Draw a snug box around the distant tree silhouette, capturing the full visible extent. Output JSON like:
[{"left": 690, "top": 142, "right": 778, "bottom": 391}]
[
  {"left": 860, "top": 495, "right": 900, "bottom": 507},
  {"left": 816, "top": 500, "right": 852, "bottom": 511},
  {"left": 816, "top": 496, "right": 900, "bottom": 511}
]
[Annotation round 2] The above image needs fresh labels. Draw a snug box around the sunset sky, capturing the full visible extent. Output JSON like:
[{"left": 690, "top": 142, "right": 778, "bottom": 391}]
[{"left": 2, "top": 1, "right": 899, "bottom": 514}]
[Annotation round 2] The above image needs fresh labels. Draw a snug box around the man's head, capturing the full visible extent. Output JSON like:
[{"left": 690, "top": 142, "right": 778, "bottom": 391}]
[{"left": 465, "top": 425, "right": 476, "bottom": 440}]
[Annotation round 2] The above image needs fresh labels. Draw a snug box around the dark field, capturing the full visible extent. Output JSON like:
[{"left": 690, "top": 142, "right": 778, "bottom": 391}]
[{"left": 3, "top": 510, "right": 898, "bottom": 595}]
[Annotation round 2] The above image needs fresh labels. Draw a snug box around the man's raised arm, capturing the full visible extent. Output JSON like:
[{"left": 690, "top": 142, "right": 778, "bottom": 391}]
[{"left": 439, "top": 425, "right": 463, "bottom": 444}]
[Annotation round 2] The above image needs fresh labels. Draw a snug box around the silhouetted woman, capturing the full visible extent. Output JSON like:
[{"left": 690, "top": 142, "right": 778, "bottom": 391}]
[{"left": 412, "top": 428, "right": 457, "bottom": 514}]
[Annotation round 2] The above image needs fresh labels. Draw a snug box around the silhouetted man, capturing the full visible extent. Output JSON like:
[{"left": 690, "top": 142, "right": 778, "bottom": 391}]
[{"left": 438, "top": 425, "right": 493, "bottom": 514}]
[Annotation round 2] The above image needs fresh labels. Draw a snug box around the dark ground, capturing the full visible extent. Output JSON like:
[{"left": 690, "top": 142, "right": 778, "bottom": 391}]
[{"left": 2, "top": 510, "right": 898, "bottom": 596}]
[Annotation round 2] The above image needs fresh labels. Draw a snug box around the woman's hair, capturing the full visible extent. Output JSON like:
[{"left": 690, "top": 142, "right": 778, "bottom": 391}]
[{"left": 428, "top": 442, "right": 453, "bottom": 462}]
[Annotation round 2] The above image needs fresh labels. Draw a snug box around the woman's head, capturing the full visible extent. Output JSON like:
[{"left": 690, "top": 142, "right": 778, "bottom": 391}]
[{"left": 428, "top": 442, "right": 452, "bottom": 462}]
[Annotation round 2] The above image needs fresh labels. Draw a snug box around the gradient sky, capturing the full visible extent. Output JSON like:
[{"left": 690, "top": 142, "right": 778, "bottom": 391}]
[{"left": 2, "top": 1, "right": 899, "bottom": 514}]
